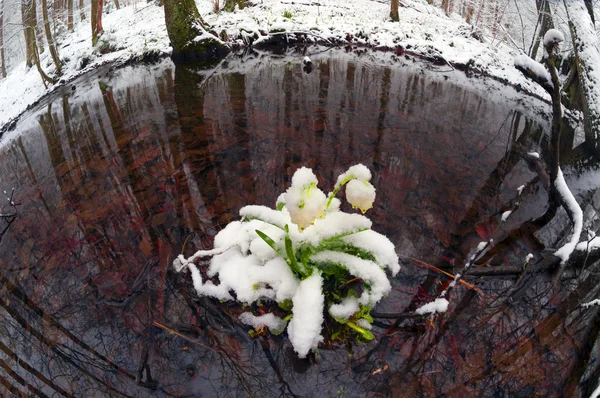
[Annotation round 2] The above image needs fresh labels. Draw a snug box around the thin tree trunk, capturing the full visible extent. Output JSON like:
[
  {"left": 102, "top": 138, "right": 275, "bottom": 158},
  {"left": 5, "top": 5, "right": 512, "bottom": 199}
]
[
  {"left": 21, "top": 0, "right": 35, "bottom": 67},
  {"left": 79, "top": 0, "right": 85, "bottom": 21},
  {"left": 31, "top": 27, "right": 55, "bottom": 86},
  {"left": 67, "top": 0, "right": 73, "bottom": 30},
  {"left": 442, "top": 0, "right": 450, "bottom": 14},
  {"left": 465, "top": 6, "right": 474, "bottom": 24},
  {"left": 33, "top": 0, "right": 43, "bottom": 53},
  {"left": 28, "top": 6, "right": 55, "bottom": 86},
  {"left": 0, "top": 0, "right": 6, "bottom": 78},
  {"left": 530, "top": 0, "right": 554, "bottom": 59},
  {"left": 113, "top": 0, "right": 119, "bottom": 9},
  {"left": 41, "top": 0, "right": 62, "bottom": 75},
  {"left": 390, "top": 0, "right": 399, "bottom": 21}
]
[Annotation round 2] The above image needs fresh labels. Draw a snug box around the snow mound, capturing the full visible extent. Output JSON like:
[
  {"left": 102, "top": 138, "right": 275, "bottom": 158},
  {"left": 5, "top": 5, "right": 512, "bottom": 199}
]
[{"left": 543, "top": 29, "right": 565, "bottom": 47}]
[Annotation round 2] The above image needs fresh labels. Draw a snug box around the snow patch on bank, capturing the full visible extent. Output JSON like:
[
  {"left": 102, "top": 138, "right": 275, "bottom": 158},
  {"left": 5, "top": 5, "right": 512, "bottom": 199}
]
[{"left": 1, "top": 0, "right": 554, "bottom": 133}]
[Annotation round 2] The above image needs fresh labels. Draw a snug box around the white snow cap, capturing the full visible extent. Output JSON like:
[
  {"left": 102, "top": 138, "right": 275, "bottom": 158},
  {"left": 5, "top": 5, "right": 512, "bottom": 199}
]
[
  {"left": 239, "top": 312, "right": 287, "bottom": 334},
  {"left": 543, "top": 29, "right": 564, "bottom": 47},
  {"left": 554, "top": 168, "right": 583, "bottom": 264},
  {"left": 287, "top": 271, "right": 324, "bottom": 358},
  {"left": 346, "top": 179, "right": 376, "bottom": 213},
  {"left": 335, "top": 164, "right": 372, "bottom": 188},
  {"left": 416, "top": 298, "right": 449, "bottom": 315},
  {"left": 329, "top": 296, "right": 360, "bottom": 320},
  {"left": 501, "top": 210, "right": 512, "bottom": 222},
  {"left": 514, "top": 54, "right": 552, "bottom": 85},
  {"left": 303, "top": 56, "right": 312, "bottom": 65},
  {"left": 284, "top": 167, "right": 327, "bottom": 229}
]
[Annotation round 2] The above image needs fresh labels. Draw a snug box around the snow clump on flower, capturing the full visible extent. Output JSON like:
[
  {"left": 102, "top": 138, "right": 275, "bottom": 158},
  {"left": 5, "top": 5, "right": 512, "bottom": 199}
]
[
  {"left": 284, "top": 167, "right": 328, "bottom": 229},
  {"left": 346, "top": 179, "right": 376, "bottom": 213}
]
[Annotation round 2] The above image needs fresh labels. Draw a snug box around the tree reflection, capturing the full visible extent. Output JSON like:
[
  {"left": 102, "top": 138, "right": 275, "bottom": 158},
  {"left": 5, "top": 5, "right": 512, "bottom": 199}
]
[{"left": 0, "top": 50, "right": 598, "bottom": 396}]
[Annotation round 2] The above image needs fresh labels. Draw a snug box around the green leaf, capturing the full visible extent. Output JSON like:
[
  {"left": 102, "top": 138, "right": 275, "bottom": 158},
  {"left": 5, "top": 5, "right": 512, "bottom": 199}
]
[
  {"left": 347, "top": 322, "right": 374, "bottom": 341},
  {"left": 331, "top": 330, "right": 342, "bottom": 341},
  {"left": 332, "top": 314, "right": 349, "bottom": 324},
  {"left": 318, "top": 229, "right": 369, "bottom": 246},
  {"left": 309, "top": 259, "right": 349, "bottom": 280},
  {"left": 282, "top": 314, "right": 293, "bottom": 322},
  {"left": 312, "top": 240, "right": 377, "bottom": 262},
  {"left": 278, "top": 299, "right": 293, "bottom": 311},
  {"left": 255, "top": 229, "right": 281, "bottom": 256},
  {"left": 284, "top": 225, "right": 302, "bottom": 276}
]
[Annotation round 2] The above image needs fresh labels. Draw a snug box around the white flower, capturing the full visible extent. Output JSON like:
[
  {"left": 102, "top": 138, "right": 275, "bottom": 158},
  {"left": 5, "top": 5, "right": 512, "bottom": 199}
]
[
  {"left": 346, "top": 179, "right": 376, "bottom": 213},
  {"left": 335, "top": 164, "right": 372, "bottom": 189},
  {"left": 284, "top": 168, "right": 327, "bottom": 229}
]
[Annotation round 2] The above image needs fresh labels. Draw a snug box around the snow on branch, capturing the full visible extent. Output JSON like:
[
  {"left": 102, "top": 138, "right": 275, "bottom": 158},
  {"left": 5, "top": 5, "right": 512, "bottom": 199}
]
[
  {"left": 553, "top": 168, "right": 583, "bottom": 264},
  {"left": 514, "top": 54, "right": 553, "bottom": 93}
]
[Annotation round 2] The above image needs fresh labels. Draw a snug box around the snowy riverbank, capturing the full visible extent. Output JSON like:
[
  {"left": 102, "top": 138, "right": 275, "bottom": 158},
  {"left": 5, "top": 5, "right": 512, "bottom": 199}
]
[{"left": 0, "top": 0, "right": 552, "bottom": 132}]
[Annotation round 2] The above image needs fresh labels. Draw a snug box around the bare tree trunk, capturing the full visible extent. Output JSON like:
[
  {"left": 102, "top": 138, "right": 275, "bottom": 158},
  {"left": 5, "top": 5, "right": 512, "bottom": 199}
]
[
  {"left": 67, "top": 0, "right": 73, "bottom": 30},
  {"left": 0, "top": 0, "right": 6, "bottom": 78},
  {"left": 41, "top": 0, "right": 62, "bottom": 75},
  {"left": 465, "top": 5, "right": 475, "bottom": 24},
  {"left": 21, "top": 0, "right": 35, "bottom": 67},
  {"left": 26, "top": 0, "right": 56, "bottom": 85},
  {"left": 475, "top": 0, "right": 485, "bottom": 26},
  {"left": 564, "top": 0, "right": 600, "bottom": 157},
  {"left": 91, "top": 0, "right": 103, "bottom": 45},
  {"left": 34, "top": 0, "right": 43, "bottom": 53},
  {"left": 113, "top": 0, "right": 119, "bottom": 9},
  {"left": 442, "top": 0, "right": 450, "bottom": 14},
  {"left": 529, "top": 0, "right": 554, "bottom": 59},
  {"left": 390, "top": 0, "right": 399, "bottom": 21},
  {"left": 79, "top": 0, "right": 85, "bottom": 21}
]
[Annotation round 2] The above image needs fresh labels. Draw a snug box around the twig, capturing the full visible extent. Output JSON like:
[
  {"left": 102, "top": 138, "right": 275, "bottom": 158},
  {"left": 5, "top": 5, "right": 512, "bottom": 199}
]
[
  {"left": 181, "top": 233, "right": 194, "bottom": 255},
  {"left": 152, "top": 321, "right": 220, "bottom": 353},
  {"left": 398, "top": 255, "right": 481, "bottom": 293}
]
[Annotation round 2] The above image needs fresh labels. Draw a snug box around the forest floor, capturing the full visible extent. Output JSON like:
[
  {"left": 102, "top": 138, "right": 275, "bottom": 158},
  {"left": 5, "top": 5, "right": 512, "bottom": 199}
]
[{"left": 0, "top": 0, "right": 552, "bottom": 133}]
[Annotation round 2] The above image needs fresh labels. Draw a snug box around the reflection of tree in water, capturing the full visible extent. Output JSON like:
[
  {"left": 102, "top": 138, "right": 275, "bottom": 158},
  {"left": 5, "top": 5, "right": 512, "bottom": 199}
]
[{"left": 0, "top": 51, "right": 599, "bottom": 396}]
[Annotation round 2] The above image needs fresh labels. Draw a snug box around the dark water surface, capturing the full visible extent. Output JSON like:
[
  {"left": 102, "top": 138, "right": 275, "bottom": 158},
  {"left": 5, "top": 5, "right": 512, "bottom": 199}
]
[{"left": 1, "top": 48, "right": 599, "bottom": 397}]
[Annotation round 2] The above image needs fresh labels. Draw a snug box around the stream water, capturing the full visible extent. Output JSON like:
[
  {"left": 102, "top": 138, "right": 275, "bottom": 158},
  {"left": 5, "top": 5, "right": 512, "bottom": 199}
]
[{"left": 1, "top": 48, "right": 599, "bottom": 397}]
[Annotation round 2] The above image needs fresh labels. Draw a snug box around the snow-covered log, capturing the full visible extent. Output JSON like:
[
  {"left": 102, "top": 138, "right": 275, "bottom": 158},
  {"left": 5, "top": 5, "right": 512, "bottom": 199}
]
[{"left": 563, "top": 0, "right": 600, "bottom": 156}]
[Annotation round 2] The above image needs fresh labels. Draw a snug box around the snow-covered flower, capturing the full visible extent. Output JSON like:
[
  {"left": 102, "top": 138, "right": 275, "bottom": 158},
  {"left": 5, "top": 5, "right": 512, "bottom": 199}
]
[
  {"left": 334, "top": 164, "right": 372, "bottom": 190},
  {"left": 346, "top": 179, "right": 376, "bottom": 213},
  {"left": 174, "top": 163, "right": 399, "bottom": 358},
  {"left": 284, "top": 167, "right": 327, "bottom": 229}
]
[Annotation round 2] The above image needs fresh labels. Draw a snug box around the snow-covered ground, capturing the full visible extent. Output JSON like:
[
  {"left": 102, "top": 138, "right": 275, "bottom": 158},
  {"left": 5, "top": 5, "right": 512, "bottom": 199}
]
[{"left": 0, "top": 0, "right": 558, "bottom": 132}]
